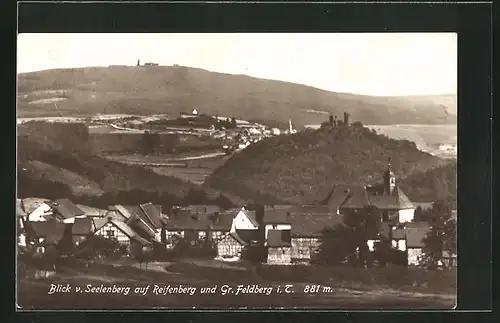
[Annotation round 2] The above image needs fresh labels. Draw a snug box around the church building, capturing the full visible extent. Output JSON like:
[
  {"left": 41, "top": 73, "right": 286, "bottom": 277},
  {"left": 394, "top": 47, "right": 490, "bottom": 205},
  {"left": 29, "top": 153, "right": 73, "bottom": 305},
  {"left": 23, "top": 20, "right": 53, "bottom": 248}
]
[{"left": 325, "top": 160, "right": 416, "bottom": 224}]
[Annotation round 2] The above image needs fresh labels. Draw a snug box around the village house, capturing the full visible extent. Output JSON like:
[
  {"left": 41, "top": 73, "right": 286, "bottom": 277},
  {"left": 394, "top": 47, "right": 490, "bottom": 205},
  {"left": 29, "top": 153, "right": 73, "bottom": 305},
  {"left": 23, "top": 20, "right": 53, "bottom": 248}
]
[
  {"left": 323, "top": 162, "right": 416, "bottom": 223},
  {"left": 266, "top": 229, "right": 292, "bottom": 265},
  {"left": 22, "top": 198, "right": 53, "bottom": 222},
  {"left": 109, "top": 204, "right": 165, "bottom": 243},
  {"left": 47, "top": 198, "right": 86, "bottom": 224},
  {"left": 262, "top": 208, "right": 293, "bottom": 265},
  {"left": 24, "top": 220, "right": 67, "bottom": 254},
  {"left": 93, "top": 217, "right": 152, "bottom": 257},
  {"left": 76, "top": 204, "right": 110, "bottom": 218},
  {"left": 216, "top": 232, "right": 246, "bottom": 259},
  {"left": 406, "top": 222, "right": 432, "bottom": 266},
  {"left": 70, "top": 217, "right": 94, "bottom": 246},
  {"left": 288, "top": 206, "right": 345, "bottom": 265},
  {"left": 165, "top": 208, "right": 234, "bottom": 249},
  {"left": 262, "top": 207, "right": 292, "bottom": 241}
]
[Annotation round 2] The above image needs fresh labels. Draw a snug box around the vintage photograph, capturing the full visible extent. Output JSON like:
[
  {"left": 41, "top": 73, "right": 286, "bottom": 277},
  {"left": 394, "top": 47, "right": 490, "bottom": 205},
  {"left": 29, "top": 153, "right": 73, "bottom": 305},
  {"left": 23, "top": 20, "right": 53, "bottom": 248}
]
[{"left": 16, "top": 33, "right": 457, "bottom": 309}]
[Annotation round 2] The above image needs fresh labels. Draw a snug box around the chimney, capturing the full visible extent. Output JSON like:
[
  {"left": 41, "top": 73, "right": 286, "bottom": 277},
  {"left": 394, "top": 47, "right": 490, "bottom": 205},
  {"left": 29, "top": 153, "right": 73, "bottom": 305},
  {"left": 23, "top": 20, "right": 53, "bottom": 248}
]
[{"left": 329, "top": 115, "right": 334, "bottom": 124}]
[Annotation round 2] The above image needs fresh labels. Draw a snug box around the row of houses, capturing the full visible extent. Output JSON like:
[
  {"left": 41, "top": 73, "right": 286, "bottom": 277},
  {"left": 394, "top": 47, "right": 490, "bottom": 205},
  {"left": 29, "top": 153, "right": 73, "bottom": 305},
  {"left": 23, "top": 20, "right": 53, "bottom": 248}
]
[{"left": 16, "top": 163, "right": 456, "bottom": 266}]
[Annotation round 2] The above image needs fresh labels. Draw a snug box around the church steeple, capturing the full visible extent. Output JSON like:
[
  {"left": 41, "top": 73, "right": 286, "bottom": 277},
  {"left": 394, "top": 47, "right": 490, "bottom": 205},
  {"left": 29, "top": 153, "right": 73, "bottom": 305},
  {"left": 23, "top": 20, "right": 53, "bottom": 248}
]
[{"left": 383, "top": 157, "right": 396, "bottom": 195}]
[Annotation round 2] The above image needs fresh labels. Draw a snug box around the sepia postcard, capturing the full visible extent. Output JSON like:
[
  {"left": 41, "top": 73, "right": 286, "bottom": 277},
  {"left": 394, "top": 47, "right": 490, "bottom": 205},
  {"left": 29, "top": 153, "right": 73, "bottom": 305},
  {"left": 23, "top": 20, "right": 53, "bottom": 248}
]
[{"left": 16, "top": 32, "right": 457, "bottom": 310}]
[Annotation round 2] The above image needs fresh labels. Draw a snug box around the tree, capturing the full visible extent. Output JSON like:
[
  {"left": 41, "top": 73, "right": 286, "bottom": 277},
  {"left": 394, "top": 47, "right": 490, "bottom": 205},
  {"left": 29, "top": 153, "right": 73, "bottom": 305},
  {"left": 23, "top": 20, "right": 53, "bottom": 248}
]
[
  {"left": 421, "top": 200, "right": 455, "bottom": 269},
  {"left": 318, "top": 224, "right": 357, "bottom": 265},
  {"left": 343, "top": 205, "right": 382, "bottom": 267}
]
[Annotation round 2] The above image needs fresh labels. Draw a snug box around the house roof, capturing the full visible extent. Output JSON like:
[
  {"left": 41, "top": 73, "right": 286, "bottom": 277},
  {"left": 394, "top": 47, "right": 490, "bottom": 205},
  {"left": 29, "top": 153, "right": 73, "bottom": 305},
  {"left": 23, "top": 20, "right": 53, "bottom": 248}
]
[
  {"left": 208, "top": 212, "right": 234, "bottom": 231},
  {"left": 111, "top": 219, "right": 152, "bottom": 246},
  {"left": 235, "top": 229, "right": 260, "bottom": 243},
  {"left": 267, "top": 229, "right": 291, "bottom": 247},
  {"left": 76, "top": 204, "right": 108, "bottom": 217},
  {"left": 49, "top": 199, "right": 84, "bottom": 219},
  {"left": 339, "top": 186, "right": 371, "bottom": 209},
  {"left": 126, "top": 214, "right": 156, "bottom": 238},
  {"left": 243, "top": 209, "right": 259, "bottom": 227},
  {"left": 369, "top": 187, "right": 414, "bottom": 210},
  {"left": 263, "top": 209, "right": 291, "bottom": 224},
  {"left": 321, "top": 185, "right": 353, "bottom": 210},
  {"left": 227, "top": 232, "right": 246, "bottom": 245},
  {"left": 123, "top": 205, "right": 156, "bottom": 231},
  {"left": 406, "top": 222, "right": 431, "bottom": 248},
  {"left": 16, "top": 199, "right": 27, "bottom": 217},
  {"left": 25, "top": 220, "right": 67, "bottom": 245},
  {"left": 22, "top": 198, "right": 50, "bottom": 214},
  {"left": 166, "top": 211, "right": 232, "bottom": 231},
  {"left": 289, "top": 213, "right": 345, "bottom": 238},
  {"left": 391, "top": 226, "right": 406, "bottom": 240},
  {"left": 92, "top": 217, "right": 110, "bottom": 232},
  {"left": 184, "top": 205, "right": 221, "bottom": 214},
  {"left": 94, "top": 217, "right": 151, "bottom": 245},
  {"left": 109, "top": 205, "right": 134, "bottom": 220},
  {"left": 139, "top": 202, "right": 163, "bottom": 229},
  {"left": 72, "top": 218, "right": 93, "bottom": 235}
]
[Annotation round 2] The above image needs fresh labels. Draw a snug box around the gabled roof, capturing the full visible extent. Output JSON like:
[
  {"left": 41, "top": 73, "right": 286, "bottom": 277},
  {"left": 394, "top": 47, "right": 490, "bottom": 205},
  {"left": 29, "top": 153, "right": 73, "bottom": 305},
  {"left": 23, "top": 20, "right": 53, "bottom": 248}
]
[
  {"left": 22, "top": 198, "right": 50, "bottom": 214},
  {"left": 139, "top": 202, "right": 163, "bottom": 229},
  {"left": 166, "top": 212, "right": 211, "bottom": 231},
  {"left": 235, "top": 229, "right": 260, "bottom": 244},
  {"left": 267, "top": 229, "right": 291, "bottom": 247},
  {"left": 370, "top": 187, "right": 414, "bottom": 210},
  {"left": 406, "top": 222, "right": 431, "bottom": 248},
  {"left": 123, "top": 205, "right": 156, "bottom": 231},
  {"left": 25, "top": 220, "right": 67, "bottom": 245},
  {"left": 239, "top": 209, "right": 259, "bottom": 227},
  {"left": 321, "top": 185, "right": 353, "bottom": 210},
  {"left": 109, "top": 205, "right": 134, "bottom": 220},
  {"left": 339, "top": 186, "right": 371, "bottom": 209},
  {"left": 72, "top": 218, "right": 93, "bottom": 235},
  {"left": 263, "top": 209, "right": 291, "bottom": 224},
  {"left": 93, "top": 217, "right": 151, "bottom": 246},
  {"left": 289, "top": 213, "right": 345, "bottom": 238},
  {"left": 92, "top": 217, "right": 109, "bottom": 232},
  {"left": 111, "top": 219, "right": 152, "bottom": 246},
  {"left": 49, "top": 199, "right": 84, "bottom": 219},
  {"left": 126, "top": 214, "right": 156, "bottom": 238},
  {"left": 76, "top": 204, "right": 108, "bottom": 217},
  {"left": 208, "top": 212, "right": 234, "bottom": 231},
  {"left": 227, "top": 232, "right": 246, "bottom": 245}
]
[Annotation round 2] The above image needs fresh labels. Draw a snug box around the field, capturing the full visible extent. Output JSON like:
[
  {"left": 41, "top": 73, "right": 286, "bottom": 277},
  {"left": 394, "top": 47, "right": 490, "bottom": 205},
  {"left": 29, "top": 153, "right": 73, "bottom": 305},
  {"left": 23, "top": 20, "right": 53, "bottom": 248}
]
[
  {"left": 100, "top": 153, "right": 228, "bottom": 186},
  {"left": 17, "top": 259, "right": 456, "bottom": 309}
]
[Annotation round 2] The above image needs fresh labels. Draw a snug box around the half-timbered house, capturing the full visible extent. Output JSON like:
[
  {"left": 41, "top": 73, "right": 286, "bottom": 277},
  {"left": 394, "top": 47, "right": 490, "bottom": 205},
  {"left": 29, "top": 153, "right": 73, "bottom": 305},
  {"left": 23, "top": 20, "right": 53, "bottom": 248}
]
[{"left": 216, "top": 232, "right": 246, "bottom": 259}]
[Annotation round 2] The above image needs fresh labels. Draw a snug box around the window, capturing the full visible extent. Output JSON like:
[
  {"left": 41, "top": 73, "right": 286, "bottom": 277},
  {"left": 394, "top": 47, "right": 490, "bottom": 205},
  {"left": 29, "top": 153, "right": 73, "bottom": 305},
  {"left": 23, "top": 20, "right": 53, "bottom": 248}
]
[
  {"left": 107, "top": 229, "right": 114, "bottom": 237},
  {"left": 273, "top": 225, "right": 277, "bottom": 229}
]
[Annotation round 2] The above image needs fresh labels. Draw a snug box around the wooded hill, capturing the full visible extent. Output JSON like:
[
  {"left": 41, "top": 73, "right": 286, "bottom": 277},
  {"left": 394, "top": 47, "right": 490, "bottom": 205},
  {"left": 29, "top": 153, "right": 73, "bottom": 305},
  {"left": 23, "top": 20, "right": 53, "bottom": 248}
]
[
  {"left": 18, "top": 66, "right": 456, "bottom": 126},
  {"left": 17, "top": 123, "right": 235, "bottom": 209},
  {"left": 205, "top": 123, "right": 453, "bottom": 205}
]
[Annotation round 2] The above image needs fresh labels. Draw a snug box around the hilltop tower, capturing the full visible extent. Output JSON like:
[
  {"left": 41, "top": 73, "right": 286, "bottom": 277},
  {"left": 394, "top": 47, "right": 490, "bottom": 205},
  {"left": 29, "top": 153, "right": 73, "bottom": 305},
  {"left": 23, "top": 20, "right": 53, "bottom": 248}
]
[
  {"left": 383, "top": 158, "right": 396, "bottom": 195},
  {"left": 343, "top": 112, "right": 350, "bottom": 126}
]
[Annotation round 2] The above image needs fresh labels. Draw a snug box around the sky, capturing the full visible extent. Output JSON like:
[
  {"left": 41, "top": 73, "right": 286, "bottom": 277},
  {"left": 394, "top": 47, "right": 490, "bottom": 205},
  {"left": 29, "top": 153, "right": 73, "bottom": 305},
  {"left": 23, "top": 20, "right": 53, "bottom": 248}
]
[{"left": 17, "top": 33, "right": 457, "bottom": 96}]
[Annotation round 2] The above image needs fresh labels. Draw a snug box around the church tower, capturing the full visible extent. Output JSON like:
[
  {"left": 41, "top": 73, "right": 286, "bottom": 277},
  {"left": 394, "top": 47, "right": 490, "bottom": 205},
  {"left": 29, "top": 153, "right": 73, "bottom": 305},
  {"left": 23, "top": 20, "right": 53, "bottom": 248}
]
[{"left": 383, "top": 158, "right": 396, "bottom": 195}]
